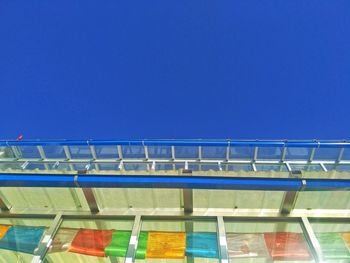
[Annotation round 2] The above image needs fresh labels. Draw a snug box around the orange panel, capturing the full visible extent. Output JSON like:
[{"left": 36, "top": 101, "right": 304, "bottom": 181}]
[
  {"left": 69, "top": 229, "right": 113, "bottom": 257},
  {"left": 0, "top": 225, "right": 10, "bottom": 239},
  {"left": 146, "top": 231, "right": 186, "bottom": 259}
]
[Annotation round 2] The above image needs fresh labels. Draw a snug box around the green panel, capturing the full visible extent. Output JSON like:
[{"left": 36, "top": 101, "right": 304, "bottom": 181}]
[{"left": 316, "top": 232, "right": 350, "bottom": 260}]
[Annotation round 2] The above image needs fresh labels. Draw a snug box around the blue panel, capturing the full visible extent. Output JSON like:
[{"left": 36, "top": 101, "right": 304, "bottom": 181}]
[
  {"left": 0, "top": 174, "right": 76, "bottom": 187},
  {"left": 186, "top": 233, "right": 218, "bottom": 258},
  {"left": 0, "top": 226, "right": 45, "bottom": 254},
  {"left": 201, "top": 146, "right": 226, "bottom": 159},
  {"left": 121, "top": 145, "right": 145, "bottom": 159},
  {"left": 147, "top": 146, "right": 172, "bottom": 159},
  {"left": 342, "top": 149, "right": 350, "bottom": 160},
  {"left": 174, "top": 146, "right": 199, "bottom": 158},
  {"left": 306, "top": 180, "right": 350, "bottom": 191},
  {"left": 230, "top": 147, "right": 254, "bottom": 160},
  {"left": 94, "top": 145, "right": 119, "bottom": 159}
]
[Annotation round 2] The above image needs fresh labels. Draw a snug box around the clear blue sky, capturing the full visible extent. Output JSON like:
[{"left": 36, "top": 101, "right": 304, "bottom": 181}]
[{"left": 0, "top": 1, "right": 349, "bottom": 140}]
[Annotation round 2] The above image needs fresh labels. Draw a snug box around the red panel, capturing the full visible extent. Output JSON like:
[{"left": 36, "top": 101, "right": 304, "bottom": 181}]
[
  {"left": 69, "top": 229, "right": 113, "bottom": 257},
  {"left": 264, "top": 232, "right": 311, "bottom": 260}
]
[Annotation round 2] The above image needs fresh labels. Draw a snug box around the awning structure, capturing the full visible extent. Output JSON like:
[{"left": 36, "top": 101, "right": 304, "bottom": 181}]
[{"left": 0, "top": 139, "right": 350, "bottom": 262}]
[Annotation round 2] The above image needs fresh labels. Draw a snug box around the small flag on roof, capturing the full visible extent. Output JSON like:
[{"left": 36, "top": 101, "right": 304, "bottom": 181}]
[
  {"left": 316, "top": 232, "right": 350, "bottom": 260},
  {"left": 264, "top": 232, "right": 311, "bottom": 260},
  {"left": 0, "top": 226, "right": 45, "bottom": 254},
  {"left": 186, "top": 232, "right": 218, "bottom": 258},
  {"left": 226, "top": 233, "right": 270, "bottom": 259},
  {"left": 146, "top": 231, "right": 186, "bottom": 259},
  {"left": 69, "top": 229, "right": 113, "bottom": 257}
]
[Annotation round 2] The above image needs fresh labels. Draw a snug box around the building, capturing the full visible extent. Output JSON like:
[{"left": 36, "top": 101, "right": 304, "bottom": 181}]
[{"left": 0, "top": 139, "right": 349, "bottom": 262}]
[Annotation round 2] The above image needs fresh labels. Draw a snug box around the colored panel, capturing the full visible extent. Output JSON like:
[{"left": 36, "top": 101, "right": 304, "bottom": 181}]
[
  {"left": 316, "top": 232, "right": 350, "bottom": 260},
  {"left": 69, "top": 229, "right": 113, "bottom": 257},
  {"left": 146, "top": 231, "right": 186, "bottom": 259},
  {"left": 49, "top": 228, "right": 79, "bottom": 253},
  {"left": 186, "top": 233, "right": 218, "bottom": 258},
  {"left": 105, "top": 231, "right": 148, "bottom": 259},
  {"left": 0, "top": 225, "right": 10, "bottom": 239},
  {"left": 342, "top": 233, "right": 350, "bottom": 249},
  {"left": 227, "top": 233, "right": 270, "bottom": 258},
  {"left": 0, "top": 226, "right": 45, "bottom": 254},
  {"left": 264, "top": 232, "right": 311, "bottom": 260}
]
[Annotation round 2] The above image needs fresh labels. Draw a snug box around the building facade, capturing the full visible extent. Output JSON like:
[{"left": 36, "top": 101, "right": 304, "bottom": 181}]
[{"left": 0, "top": 139, "right": 349, "bottom": 262}]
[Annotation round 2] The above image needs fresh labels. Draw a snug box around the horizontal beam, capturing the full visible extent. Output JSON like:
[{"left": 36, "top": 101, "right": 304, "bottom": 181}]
[
  {"left": 0, "top": 139, "right": 349, "bottom": 148},
  {"left": 1, "top": 173, "right": 350, "bottom": 191}
]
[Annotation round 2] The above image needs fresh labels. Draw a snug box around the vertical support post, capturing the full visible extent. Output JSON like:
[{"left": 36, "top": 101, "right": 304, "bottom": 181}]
[
  {"left": 125, "top": 215, "right": 142, "bottom": 263},
  {"left": 183, "top": 189, "right": 193, "bottom": 214},
  {"left": 185, "top": 220, "right": 194, "bottom": 263},
  {"left": 31, "top": 212, "right": 63, "bottom": 263},
  {"left": 300, "top": 217, "right": 323, "bottom": 262},
  {"left": 82, "top": 188, "right": 100, "bottom": 214},
  {"left": 280, "top": 171, "right": 302, "bottom": 214},
  {"left": 217, "top": 216, "right": 229, "bottom": 263},
  {"left": 0, "top": 193, "right": 11, "bottom": 212}
]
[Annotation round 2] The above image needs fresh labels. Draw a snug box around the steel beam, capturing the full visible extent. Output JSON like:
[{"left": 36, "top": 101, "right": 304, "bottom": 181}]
[
  {"left": 300, "top": 217, "right": 323, "bottom": 262},
  {"left": 279, "top": 171, "right": 303, "bottom": 214},
  {"left": 125, "top": 215, "right": 142, "bottom": 263},
  {"left": 31, "top": 212, "right": 63, "bottom": 263},
  {"left": 217, "top": 216, "right": 229, "bottom": 263}
]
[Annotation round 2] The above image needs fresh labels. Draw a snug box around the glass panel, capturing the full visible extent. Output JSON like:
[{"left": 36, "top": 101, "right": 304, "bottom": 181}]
[
  {"left": 194, "top": 190, "right": 284, "bottom": 209},
  {"left": 96, "top": 163, "right": 120, "bottom": 171},
  {"left": 310, "top": 221, "right": 350, "bottom": 261},
  {"left": 148, "top": 146, "right": 172, "bottom": 159},
  {"left": 225, "top": 164, "right": 252, "bottom": 171},
  {"left": 258, "top": 147, "right": 283, "bottom": 160},
  {"left": 326, "top": 164, "right": 350, "bottom": 172},
  {"left": 342, "top": 148, "right": 350, "bottom": 160},
  {"left": 25, "top": 163, "right": 47, "bottom": 170},
  {"left": 121, "top": 145, "right": 145, "bottom": 159},
  {"left": 174, "top": 146, "right": 199, "bottom": 159},
  {"left": 230, "top": 146, "right": 254, "bottom": 160},
  {"left": 224, "top": 220, "right": 315, "bottom": 262},
  {"left": 201, "top": 163, "right": 221, "bottom": 171},
  {"left": 0, "top": 147, "right": 15, "bottom": 159},
  {"left": 95, "top": 188, "right": 181, "bottom": 209},
  {"left": 0, "top": 162, "right": 24, "bottom": 170},
  {"left": 313, "top": 148, "right": 341, "bottom": 161},
  {"left": 45, "top": 219, "right": 133, "bottom": 262},
  {"left": 42, "top": 145, "right": 66, "bottom": 159},
  {"left": 255, "top": 164, "right": 288, "bottom": 172},
  {"left": 202, "top": 146, "right": 226, "bottom": 159},
  {"left": 136, "top": 220, "right": 218, "bottom": 262},
  {"left": 285, "top": 147, "right": 312, "bottom": 160},
  {"left": 0, "top": 218, "right": 52, "bottom": 262},
  {"left": 94, "top": 145, "right": 119, "bottom": 159},
  {"left": 0, "top": 187, "right": 91, "bottom": 210},
  {"left": 69, "top": 146, "right": 92, "bottom": 159},
  {"left": 296, "top": 191, "right": 350, "bottom": 210},
  {"left": 19, "top": 146, "right": 41, "bottom": 158},
  {"left": 124, "top": 163, "right": 148, "bottom": 171},
  {"left": 155, "top": 163, "right": 174, "bottom": 171},
  {"left": 290, "top": 164, "right": 323, "bottom": 172}
]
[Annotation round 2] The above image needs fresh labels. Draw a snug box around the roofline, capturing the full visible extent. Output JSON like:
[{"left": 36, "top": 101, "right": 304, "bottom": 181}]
[{"left": 0, "top": 139, "right": 349, "bottom": 148}]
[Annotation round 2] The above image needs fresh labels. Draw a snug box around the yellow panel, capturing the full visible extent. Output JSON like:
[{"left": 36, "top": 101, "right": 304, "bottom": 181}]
[{"left": 146, "top": 232, "right": 186, "bottom": 259}]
